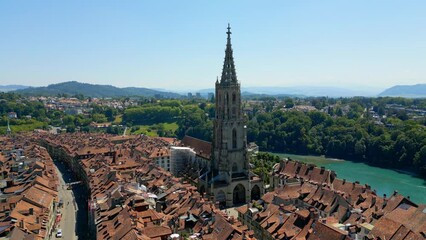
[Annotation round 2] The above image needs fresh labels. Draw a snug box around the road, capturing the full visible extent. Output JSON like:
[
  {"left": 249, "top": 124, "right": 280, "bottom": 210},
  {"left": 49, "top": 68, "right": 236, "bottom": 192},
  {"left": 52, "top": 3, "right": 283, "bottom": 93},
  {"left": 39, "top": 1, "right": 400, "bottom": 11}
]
[{"left": 54, "top": 165, "right": 78, "bottom": 240}]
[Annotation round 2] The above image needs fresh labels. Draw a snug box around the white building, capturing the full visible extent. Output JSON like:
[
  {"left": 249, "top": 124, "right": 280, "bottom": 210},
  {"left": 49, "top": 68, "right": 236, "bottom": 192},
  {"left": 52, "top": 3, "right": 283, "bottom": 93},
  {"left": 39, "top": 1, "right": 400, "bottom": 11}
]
[{"left": 149, "top": 147, "right": 171, "bottom": 171}]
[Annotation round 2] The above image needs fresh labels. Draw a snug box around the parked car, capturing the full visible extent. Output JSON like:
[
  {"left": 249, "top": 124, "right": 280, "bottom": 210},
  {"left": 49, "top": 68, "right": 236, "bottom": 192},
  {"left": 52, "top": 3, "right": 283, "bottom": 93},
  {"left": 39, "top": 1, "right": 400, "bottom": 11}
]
[{"left": 56, "top": 229, "right": 62, "bottom": 238}]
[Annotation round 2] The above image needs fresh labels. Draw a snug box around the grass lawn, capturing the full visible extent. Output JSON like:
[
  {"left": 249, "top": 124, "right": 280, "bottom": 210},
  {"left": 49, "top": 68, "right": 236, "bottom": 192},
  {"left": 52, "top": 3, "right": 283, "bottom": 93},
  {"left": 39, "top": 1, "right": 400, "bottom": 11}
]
[
  {"left": 131, "top": 125, "right": 157, "bottom": 136},
  {"left": 130, "top": 122, "right": 178, "bottom": 137},
  {"left": 0, "top": 121, "right": 47, "bottom": 134},
  {"left": 162, "top": 122, "right": 179, "bottom": 131},
  {"left": 113, "top": 115, "right": 123, "bottom": 124}
]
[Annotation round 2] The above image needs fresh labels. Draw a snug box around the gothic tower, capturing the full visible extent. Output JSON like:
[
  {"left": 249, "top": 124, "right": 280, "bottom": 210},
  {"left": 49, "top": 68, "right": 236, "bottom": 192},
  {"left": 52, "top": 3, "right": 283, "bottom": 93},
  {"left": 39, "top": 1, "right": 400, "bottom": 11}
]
[
  {"left": 213, "top": 24, "right": 248, "bottom": 181},
  {"left": 209, "top": 24, "right": 252, "bottom": 206}
]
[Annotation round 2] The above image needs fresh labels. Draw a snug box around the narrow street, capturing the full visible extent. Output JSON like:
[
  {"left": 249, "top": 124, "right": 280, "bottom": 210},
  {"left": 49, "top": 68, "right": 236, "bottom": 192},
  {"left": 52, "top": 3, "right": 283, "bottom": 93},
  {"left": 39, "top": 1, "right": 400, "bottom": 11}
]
[{"left": 54, "top": 164, "right": 78, "bottom": 240}]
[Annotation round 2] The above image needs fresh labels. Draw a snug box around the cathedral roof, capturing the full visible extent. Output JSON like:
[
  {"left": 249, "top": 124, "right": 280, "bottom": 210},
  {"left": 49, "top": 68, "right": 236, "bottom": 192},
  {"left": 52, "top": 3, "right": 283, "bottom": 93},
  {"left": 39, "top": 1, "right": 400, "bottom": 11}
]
[{"left": 181, "top": 135, "right": 212, "bottom": 160}]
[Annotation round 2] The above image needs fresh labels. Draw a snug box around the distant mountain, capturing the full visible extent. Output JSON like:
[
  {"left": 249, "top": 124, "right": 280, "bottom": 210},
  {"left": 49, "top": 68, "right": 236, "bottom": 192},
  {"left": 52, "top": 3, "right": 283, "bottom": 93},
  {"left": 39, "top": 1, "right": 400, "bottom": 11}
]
[
  {"left": 14, "top": 81, "right": 182, "bottom": 98},
  {"left": 241, "top": 91, "right": 305, "bottom": 98},
  {"left": 379, "top": 84, "right": 426, "bottom": 98},
  {"left": 0, "top": 85, "right": 30, "bottom": 92},
  {"left": 198, "top": 86, "right": 380, "bottom": 97}
]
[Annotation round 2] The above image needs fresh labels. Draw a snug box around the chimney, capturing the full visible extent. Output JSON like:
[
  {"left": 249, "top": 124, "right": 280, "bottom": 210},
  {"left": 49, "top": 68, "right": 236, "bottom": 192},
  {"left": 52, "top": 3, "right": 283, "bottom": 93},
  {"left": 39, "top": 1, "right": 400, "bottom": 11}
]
[
  {"left": 279, "top": 161, "right": 285, "bottom": 171},
  {"left": 155, "top": 201, "right": 162, "bottom": 213},
  {"left": 112, "top": 151, "right": 117, "bottom": 164},
  {"left": 383, "top": 194, "right": 388, "bottom": 208},
  {"left": 19, "top": 219, "right": 24, "bottom": 228}
]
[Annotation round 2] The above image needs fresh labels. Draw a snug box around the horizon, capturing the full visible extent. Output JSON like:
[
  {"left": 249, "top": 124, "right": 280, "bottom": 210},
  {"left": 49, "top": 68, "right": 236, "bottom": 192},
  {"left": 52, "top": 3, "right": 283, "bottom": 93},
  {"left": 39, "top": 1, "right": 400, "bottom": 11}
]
[
  {"left": 0, "top": 80, "right": 387, "bottom": 92},
  {"left": 4, "top": 80, "right": 424, "bottom": 97},
  {"left": 1, "top": 1, "right": 426, "bottom": 90},
  {"left": 0, "top": 79, "right": 388, "bottom": 95}
]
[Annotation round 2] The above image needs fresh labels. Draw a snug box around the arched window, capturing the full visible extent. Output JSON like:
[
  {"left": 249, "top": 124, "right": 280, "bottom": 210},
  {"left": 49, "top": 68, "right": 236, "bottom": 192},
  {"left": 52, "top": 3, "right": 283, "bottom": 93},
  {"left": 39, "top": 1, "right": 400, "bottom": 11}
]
[
  {"left": 251, "top": 185, "right": 261, "bottom": 200},
  {"left": 232, "top": 92, "right": 236, "bottom": 104},
  {"left": 226, "top": 93, "right": 229, "bottom": 105},
  {"left": 233, "top": 184, "right": 246, "bottom": 205},
  {"left": 232, "top": 128, "right": 237, "bottom": 149}
]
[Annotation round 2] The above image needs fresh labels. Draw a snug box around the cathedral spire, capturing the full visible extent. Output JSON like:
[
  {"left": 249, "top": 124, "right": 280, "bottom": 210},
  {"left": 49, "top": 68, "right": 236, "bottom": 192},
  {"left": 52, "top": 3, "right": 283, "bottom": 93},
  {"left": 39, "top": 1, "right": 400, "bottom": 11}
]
[{"left": 220, "top": 24, "right": 238, "bottom": 84}]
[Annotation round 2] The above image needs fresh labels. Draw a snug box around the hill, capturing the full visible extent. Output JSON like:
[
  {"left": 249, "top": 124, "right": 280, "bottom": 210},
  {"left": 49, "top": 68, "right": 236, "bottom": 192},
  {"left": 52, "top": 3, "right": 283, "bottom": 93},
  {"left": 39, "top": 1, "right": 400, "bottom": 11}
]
[
  {"left": 379, "top": 84, "right": 426, "bottom": 98},
  {"left": 0, "top": 85, "right": 29, "bottom": 92},
  {"left": 14, "top": 81, "right": 182, "bottom": 98}
]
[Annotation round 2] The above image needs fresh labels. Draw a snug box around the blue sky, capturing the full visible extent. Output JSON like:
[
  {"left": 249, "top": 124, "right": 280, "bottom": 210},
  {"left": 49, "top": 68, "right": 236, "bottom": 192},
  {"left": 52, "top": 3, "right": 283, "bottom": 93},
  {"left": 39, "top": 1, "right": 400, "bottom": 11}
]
[{"left": 0, "top": 1, "right": 425, "bottom": 91}]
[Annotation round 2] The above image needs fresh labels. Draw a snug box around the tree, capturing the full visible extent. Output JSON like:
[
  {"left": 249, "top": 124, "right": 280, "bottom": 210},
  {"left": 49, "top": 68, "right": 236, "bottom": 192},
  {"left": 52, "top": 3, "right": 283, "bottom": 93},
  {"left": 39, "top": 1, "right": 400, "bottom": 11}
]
[
  {"left": 414, "top": 146, "right": 426, "bottom": 174},
  {"left": 284, "top": 98, "right": 294, "bottom": 108}
]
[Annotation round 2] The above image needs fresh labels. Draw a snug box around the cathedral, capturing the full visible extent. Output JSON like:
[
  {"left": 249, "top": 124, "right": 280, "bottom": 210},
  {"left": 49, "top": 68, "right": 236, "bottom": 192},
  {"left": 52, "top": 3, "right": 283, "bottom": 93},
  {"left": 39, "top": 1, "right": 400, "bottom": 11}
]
[{"left": 199, "top": 24, "right": 263, "bottom": 207}]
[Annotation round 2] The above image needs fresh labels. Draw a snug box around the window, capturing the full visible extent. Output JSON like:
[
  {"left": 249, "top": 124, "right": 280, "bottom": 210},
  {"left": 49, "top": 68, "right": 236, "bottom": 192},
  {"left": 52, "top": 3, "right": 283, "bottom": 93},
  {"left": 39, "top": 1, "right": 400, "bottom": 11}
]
[
  {"left": 232, "top": 92, "right": 236, "bottom": 104},
  {"left": 232, "top": 128, "right": 237, "bottom": 149}
]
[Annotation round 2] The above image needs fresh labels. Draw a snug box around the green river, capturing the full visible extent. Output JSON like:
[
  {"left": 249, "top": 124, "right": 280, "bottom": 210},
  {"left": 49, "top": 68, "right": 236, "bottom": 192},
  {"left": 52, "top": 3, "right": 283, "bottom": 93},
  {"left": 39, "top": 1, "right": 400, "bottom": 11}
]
[{"left": 270, "top": 152, "right": 426, "bottom": 204}]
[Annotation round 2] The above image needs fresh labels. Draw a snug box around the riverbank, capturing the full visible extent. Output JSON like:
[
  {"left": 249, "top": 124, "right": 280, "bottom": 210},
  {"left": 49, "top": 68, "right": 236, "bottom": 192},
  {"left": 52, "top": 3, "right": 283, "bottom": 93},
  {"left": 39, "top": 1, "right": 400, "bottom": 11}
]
[
  {"left": 270, "top": 152, "right": 344, "bottom": 165},
  {"left": 269, "top": 152, "right": 426, "bottom": 204}
]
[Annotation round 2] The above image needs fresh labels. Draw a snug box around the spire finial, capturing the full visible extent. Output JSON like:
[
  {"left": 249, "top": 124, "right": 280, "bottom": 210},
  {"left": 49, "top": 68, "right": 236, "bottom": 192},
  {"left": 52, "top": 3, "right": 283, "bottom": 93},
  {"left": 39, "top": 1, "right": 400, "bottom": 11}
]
[
  {"left": 220, "top": 24, "right": 237, "bottom": 84},
  {"left": 227, "top": 23, "right": 231, "bottom": 38}
]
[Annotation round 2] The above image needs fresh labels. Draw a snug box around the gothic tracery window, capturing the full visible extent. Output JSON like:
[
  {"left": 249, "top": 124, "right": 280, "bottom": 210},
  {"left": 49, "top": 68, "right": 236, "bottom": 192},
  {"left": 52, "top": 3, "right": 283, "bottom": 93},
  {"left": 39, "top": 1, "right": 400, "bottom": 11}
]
[{"left": 232, "top": 128, "right": 237, "bottom": 149}]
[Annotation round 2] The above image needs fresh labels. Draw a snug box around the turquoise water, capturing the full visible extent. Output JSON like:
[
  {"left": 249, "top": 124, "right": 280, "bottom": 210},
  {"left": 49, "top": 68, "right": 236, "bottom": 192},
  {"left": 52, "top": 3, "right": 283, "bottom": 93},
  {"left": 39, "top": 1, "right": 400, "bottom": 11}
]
[{"left": 271, "top": 153, "right": 426, "bottom": 204}]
